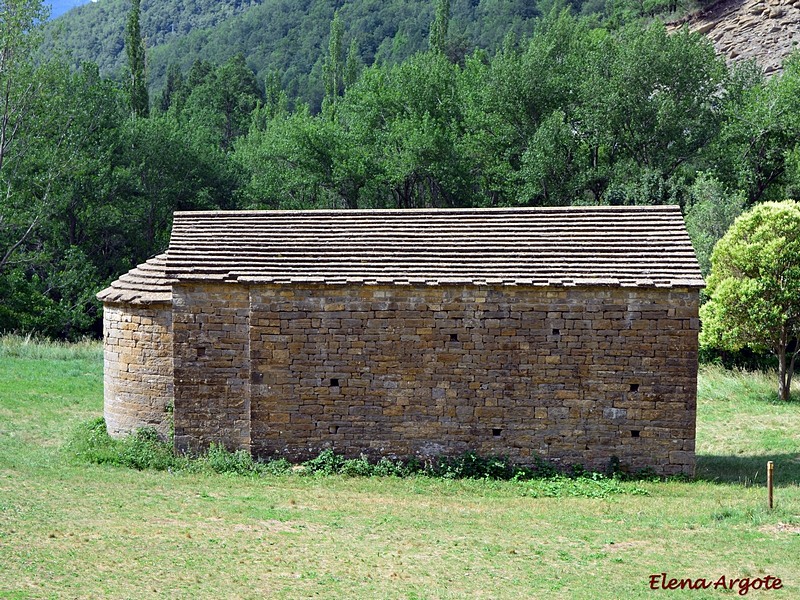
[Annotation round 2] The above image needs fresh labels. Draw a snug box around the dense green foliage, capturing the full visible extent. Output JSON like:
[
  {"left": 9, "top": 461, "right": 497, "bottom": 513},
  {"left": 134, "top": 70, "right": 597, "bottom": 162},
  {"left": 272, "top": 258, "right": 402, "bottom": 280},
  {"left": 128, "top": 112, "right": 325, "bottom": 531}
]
[
  {"left": 684, "top": 174, "right": 745, "bottom": 275},
  {"left": 700, "top": 201, "right": 800, "bottom": 401},
  {"left": 3, "top": 0, "right": 800, "bottom": 339}
]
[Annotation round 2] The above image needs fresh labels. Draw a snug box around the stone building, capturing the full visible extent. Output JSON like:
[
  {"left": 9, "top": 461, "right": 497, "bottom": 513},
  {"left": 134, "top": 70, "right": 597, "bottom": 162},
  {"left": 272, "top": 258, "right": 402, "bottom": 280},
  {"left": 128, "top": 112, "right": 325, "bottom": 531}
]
[{"left": 97, "top": 206, "right": 704, "bottom": 475}]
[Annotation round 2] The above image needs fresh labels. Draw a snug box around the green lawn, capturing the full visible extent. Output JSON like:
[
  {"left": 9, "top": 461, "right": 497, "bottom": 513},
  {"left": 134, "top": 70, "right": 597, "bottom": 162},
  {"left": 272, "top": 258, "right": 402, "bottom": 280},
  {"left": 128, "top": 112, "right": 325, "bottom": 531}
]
[{"left": 0, "top": 341, "right": 798, "bottom": 599}]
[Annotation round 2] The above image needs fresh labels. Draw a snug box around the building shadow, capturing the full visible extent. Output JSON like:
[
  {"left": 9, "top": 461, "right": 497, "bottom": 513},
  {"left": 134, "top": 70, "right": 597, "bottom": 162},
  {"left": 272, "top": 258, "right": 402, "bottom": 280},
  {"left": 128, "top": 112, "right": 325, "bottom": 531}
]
[{"left": 695, "top": 453, "right": 800, "bottom": 486}]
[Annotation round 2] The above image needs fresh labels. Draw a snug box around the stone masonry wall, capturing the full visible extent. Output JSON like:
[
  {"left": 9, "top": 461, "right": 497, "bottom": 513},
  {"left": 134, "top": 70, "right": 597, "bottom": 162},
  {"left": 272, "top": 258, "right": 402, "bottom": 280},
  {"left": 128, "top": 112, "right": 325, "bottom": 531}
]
[
  {"left": 247, "top": 284, "right": 698, "bottom": 476},
  {"left": 172, "top": 283, "right": 251, "bottom": 454},
  {"left": 103, "top": 303, "right": 173, "bottom": 440}
]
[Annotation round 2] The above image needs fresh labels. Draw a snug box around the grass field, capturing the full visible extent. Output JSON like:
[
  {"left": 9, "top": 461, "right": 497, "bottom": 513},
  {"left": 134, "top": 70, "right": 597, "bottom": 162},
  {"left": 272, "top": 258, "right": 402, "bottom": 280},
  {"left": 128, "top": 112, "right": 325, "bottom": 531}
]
[{"left": 0, "top": 336, "right": 799, "bottom": 599}]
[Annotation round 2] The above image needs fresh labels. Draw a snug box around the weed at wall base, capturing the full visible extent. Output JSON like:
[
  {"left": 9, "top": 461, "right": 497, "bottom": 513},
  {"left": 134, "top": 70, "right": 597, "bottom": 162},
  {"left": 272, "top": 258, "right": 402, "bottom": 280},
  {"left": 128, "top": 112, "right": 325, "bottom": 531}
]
[
  {"left": 68, "top": 419, "right": 657, "bottom": 499},
  {"left": 68, "top": 418, "right": 182, "bottom": 471}
]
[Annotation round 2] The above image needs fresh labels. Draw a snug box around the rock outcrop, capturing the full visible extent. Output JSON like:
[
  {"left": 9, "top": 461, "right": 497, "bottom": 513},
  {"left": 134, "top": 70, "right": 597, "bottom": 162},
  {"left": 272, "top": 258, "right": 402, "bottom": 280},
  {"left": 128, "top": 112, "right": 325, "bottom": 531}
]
[{"left": 668, "top": 0, "right": 800, "bottom": 75}]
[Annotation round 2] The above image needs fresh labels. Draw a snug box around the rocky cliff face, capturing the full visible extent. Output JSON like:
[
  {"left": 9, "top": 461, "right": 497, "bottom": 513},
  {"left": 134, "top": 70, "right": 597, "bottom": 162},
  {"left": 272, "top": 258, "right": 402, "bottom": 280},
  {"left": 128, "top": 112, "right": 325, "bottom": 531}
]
[{"left": 669, "top": 0, "right": 800, "bottom": 75}]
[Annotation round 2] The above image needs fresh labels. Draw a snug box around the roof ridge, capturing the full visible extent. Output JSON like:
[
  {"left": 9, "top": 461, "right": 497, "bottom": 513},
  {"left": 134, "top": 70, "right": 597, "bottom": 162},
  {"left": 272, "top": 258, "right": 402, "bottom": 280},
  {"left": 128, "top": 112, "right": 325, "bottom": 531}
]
[{"left": 173, "top": 205, "right": 683, "bottom": 217}]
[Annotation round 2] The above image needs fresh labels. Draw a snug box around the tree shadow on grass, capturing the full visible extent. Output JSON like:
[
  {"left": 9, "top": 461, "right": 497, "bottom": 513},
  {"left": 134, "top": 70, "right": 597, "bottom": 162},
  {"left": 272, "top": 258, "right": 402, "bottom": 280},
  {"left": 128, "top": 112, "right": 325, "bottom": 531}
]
[{"left": 696, "top": 453, "right": 800, "bottom": 486}]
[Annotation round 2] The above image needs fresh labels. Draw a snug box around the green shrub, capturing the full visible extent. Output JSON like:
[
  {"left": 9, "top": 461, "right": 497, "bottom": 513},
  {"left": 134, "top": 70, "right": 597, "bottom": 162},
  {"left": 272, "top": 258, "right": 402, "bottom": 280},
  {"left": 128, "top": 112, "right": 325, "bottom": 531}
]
[
  {"left": 372, "top": 457, "right": 409, "bottom": 477},
  {"left": 199, "top": 443, "right": 261, "bottom": 476},
  {"left": 119, "top": 427, "right": 179, "bottom": 470},
  {"left": 421, "top": 451, "right": 559, "bottom": 481},
  {"left": 68, "top": 417, "right": 122, "bottom": 465},
  {"left": 259, "top": 457, "right": 293, "bottom": 476},
  {"left": 340, "top": 455, "right": 374, "bottom": 477},
  {"left": 71, "top": 418, "right": 295, "bottom": 476},
  {"left": 299, "top": 449, "right": 588, "bottom": 481},
  {"left": 68, "top": 418, "right": 180, "bottom": 471},
  {"left": 303, "top": 448, "right": 345, "bottom": 475}
]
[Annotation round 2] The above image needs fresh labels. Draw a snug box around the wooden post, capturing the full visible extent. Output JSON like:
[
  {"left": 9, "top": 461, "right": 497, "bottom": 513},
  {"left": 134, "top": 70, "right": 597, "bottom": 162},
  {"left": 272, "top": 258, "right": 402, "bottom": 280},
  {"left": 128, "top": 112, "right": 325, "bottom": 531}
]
[{"left": 767, "top": 461, "right": 774, "bottom": 510}]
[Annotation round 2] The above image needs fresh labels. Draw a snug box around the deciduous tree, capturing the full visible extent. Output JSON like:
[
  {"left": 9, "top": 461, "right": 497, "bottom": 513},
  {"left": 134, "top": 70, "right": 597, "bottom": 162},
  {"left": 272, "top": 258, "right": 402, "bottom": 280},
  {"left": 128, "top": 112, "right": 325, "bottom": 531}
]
[{"left": 700, "top": 201, "right": 800, "bottom": 401}]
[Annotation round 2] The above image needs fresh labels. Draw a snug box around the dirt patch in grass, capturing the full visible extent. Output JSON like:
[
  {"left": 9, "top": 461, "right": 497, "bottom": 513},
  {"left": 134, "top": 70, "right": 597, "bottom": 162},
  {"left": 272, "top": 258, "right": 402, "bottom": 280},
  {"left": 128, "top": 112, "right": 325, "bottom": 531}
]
[
  {"left": 602, "top": 540, "right": 650, "bottom": 552},
  {"left": 759, "top": 522, "right": 800, "bottom": 535},
  {"left": 231, "top": 520, "right": 300, "bottom": 533},
  {"left": 150, "top": 516, "right": 321, "bottom": 534}
]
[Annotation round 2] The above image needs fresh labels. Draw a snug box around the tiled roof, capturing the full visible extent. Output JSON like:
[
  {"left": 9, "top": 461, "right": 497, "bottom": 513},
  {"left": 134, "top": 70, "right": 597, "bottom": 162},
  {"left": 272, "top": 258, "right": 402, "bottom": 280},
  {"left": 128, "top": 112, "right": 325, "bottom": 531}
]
[
  {"left": 96, "top": 253, "right": 174, "bottom": 305},
  {"left": 163, "top": 206, "right": 704, "bottom": 288}
]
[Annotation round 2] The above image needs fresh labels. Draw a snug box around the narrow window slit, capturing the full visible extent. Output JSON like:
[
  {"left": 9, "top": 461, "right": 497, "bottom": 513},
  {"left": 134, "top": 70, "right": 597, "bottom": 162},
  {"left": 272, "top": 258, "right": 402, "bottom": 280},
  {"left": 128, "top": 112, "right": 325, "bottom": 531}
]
[
  {"left": 450, "top": 333, "right": 458, "bottom": 342},
  {"left": 631, "top": 430, "right": 640, "bottom": 438},
  {"left": 553, "top": 328, "right": 560, "bottom": 335},
  {"left": 630, "top": 383, "right": 639, "bottom": 392},
  {"left": 492, "top": 428, "right": 502, "bottom": 437},
  {"left": 330, "top": 378, "right": 339, "bottom": 387}
]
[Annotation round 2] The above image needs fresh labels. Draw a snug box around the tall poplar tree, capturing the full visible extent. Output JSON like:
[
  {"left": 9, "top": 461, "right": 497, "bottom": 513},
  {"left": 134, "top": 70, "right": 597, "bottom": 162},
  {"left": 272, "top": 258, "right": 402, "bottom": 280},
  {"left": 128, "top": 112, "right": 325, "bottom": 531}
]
[
  {"left": 344, "top": 38, "right": 362, "bottom": 91},
  {"left": 429, "top": 0, "right": 450, "bottom": 55},
  {"left": 125, "top": 0, "right": 149, "bottom": 117},
  {"left": 322, "top": 10, "right": 344, "bottom": 113}
]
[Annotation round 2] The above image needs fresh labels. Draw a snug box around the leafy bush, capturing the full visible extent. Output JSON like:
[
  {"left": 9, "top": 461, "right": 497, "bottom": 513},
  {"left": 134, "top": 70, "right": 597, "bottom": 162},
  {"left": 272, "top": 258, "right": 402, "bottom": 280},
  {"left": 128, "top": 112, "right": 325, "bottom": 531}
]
[
  {"left": 303, "top": 448, "right": 345, "bottom": 475},
  {"left": 69, "top": 417, "right": 123, "bottom": 465},
  {"left": 198, "top": 443, "right": 261, "bottom": 476},
  {"left": 298, "top": 449, "right": 606, "bottom": 482},
  {"left": 259, "top": 457, "right": 293, "bottom": 476},
  {"left": 371, "top": 456, "right": 410, "bottom": 477},
  {"left": 71, "top": 419, "right": 297, "bottom": 476},
  {"left": 119, "top": 427, "right": 178, "bottom": 471},
  {"left": 424, "top": 451, "right": 516, "bottom": 480},
  {"left": 339, "top": 455, "right": 374, "bottom": 477}
]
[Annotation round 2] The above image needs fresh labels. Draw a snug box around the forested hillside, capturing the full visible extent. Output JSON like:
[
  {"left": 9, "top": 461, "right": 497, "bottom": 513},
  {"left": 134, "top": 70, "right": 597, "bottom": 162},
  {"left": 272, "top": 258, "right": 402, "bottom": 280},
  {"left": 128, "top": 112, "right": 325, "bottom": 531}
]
[
  {"left": 149, "top": 0, "right": 542, "bottom": 110},
  {"left": 46, "top": 0, "right": 544, "bottom": 109},
  {"left": 4, "top": 0, "right": 799, "bottom": 340},
  {"left": 46, "top": 0, "right": 707, "bottom": 111},
  {"left": 44, "top": 0, "right": 263, "bottom": 74}
]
